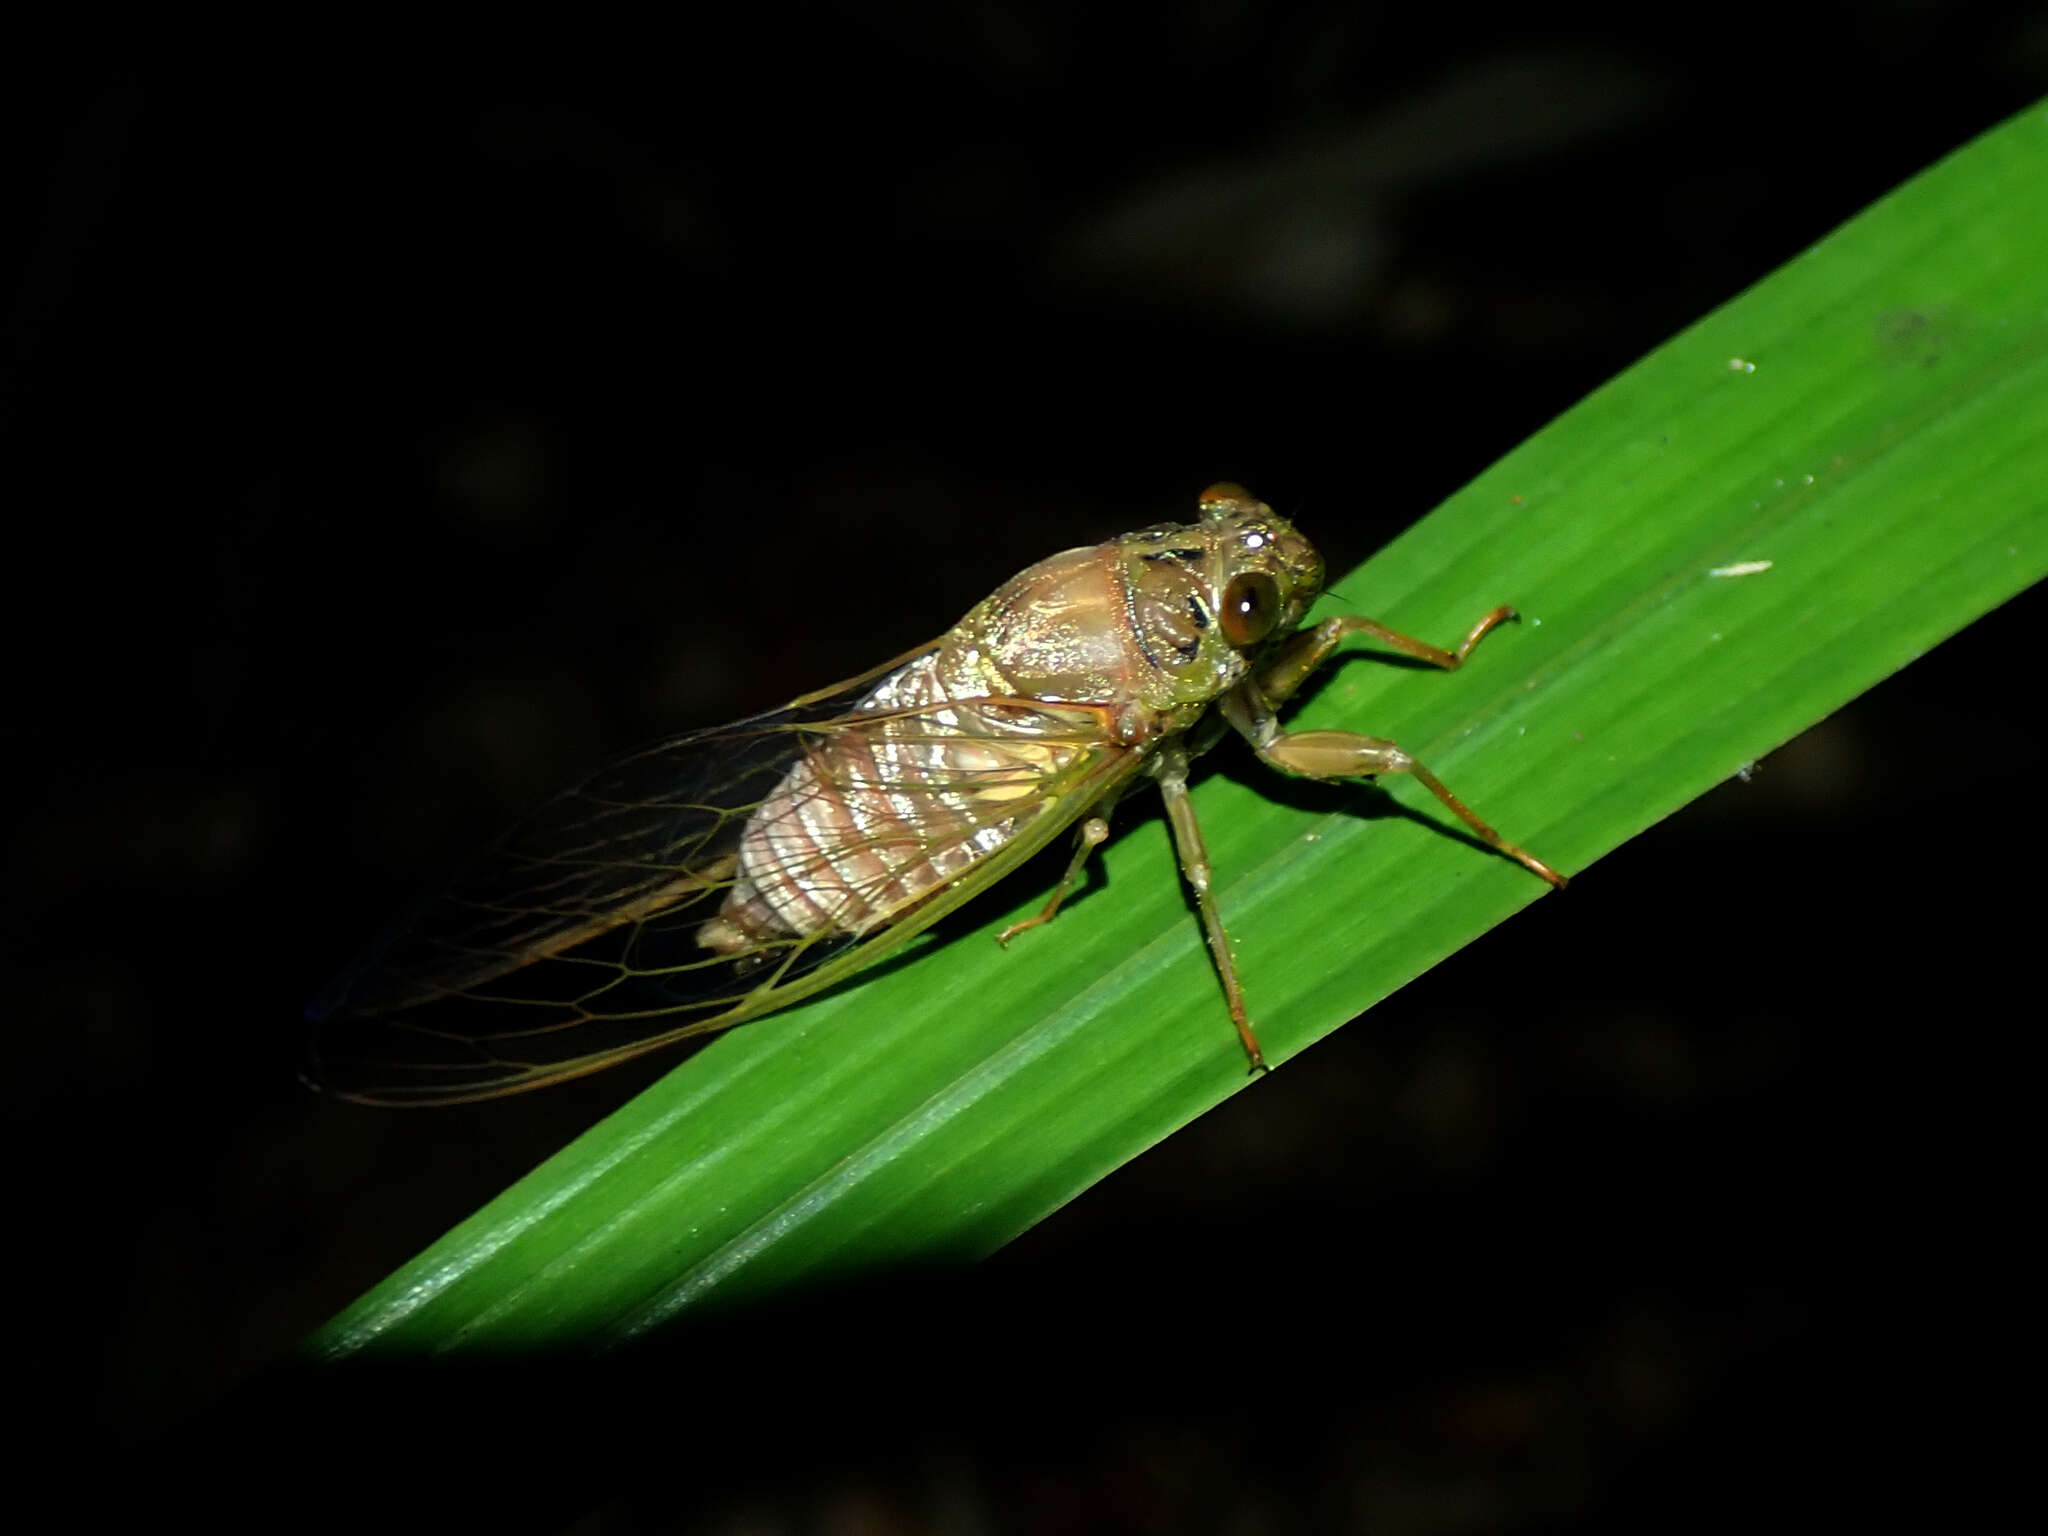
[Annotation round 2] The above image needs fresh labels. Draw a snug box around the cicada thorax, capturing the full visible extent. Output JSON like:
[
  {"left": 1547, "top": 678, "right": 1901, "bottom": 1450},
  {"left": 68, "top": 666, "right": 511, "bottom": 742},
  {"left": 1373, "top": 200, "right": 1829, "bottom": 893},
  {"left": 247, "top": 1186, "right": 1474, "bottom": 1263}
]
[{"left": 697, "top": 497, "right": 1328, "bottom": 956}]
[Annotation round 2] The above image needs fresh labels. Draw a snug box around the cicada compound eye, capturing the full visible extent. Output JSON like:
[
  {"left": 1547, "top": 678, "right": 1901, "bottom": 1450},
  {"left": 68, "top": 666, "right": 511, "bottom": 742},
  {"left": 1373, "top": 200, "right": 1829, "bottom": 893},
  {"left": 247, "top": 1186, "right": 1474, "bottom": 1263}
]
[{"left": 1219, "top": 571, "right": 1282, "bottom": 648}]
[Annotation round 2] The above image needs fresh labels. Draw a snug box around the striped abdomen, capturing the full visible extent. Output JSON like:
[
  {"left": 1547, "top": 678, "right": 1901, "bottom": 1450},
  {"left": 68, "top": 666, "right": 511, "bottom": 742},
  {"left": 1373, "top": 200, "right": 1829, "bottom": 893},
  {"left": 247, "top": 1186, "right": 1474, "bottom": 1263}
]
[{"left": 698, "top": 652, "right": 1085, "bottom": 953}]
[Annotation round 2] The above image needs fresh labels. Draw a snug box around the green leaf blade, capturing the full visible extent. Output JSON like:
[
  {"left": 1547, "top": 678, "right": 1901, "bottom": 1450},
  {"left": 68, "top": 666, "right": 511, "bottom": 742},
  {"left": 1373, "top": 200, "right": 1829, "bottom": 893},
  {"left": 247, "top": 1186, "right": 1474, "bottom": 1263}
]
[{"left": 311, "top": 103, "right": 2048, "bottom": 1359}]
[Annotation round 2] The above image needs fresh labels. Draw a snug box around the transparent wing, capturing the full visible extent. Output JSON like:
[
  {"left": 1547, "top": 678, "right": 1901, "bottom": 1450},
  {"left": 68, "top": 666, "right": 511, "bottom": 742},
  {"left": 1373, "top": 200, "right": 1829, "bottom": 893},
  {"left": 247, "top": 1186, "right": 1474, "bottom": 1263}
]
[{"left": 308, "top": 650, "right": 1147, "bottom": 1104}]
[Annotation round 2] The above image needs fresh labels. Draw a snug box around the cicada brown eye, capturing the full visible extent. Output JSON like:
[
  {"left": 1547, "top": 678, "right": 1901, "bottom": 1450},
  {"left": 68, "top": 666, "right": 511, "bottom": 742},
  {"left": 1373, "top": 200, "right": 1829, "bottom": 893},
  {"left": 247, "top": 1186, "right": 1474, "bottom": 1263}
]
[{"left": 1219, "top": 571, "right": 1282, "bottom": 648}]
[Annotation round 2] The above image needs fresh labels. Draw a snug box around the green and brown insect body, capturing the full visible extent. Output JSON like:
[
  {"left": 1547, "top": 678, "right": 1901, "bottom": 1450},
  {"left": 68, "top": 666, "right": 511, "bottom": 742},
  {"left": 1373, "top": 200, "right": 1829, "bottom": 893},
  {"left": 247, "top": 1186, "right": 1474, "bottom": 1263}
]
[
  {"left": 697, "top": 486, "right": 1326, "bottom": 964},
  {"left": 310, "top": 484, "right": 1562, "bottom": 1104}
]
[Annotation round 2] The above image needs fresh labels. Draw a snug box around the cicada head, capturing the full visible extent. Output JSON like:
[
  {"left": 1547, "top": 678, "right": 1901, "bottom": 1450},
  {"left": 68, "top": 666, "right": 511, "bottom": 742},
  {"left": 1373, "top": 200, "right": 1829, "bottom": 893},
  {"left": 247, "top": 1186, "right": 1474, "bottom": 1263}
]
[
  {"left": 1193, "top": 482, "right": 1325, "bottom": 640},
  {"left": 1099, "top": 484, "right": 1326, "bottom": 709}
]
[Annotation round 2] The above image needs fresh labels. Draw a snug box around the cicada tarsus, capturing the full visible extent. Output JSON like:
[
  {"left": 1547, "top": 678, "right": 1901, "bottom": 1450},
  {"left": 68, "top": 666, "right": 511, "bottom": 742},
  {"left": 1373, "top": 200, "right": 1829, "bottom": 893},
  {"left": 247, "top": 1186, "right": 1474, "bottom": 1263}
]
[{"left": 309, "top": 483, "right": 1566, "bottom": 1104}]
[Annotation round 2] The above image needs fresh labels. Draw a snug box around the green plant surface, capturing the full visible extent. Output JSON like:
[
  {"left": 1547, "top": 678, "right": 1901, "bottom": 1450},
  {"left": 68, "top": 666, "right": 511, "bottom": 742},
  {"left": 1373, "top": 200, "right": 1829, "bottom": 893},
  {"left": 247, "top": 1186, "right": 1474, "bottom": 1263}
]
[{"left": 311, "top": 103, "right": 2048, "bottom": 1357}]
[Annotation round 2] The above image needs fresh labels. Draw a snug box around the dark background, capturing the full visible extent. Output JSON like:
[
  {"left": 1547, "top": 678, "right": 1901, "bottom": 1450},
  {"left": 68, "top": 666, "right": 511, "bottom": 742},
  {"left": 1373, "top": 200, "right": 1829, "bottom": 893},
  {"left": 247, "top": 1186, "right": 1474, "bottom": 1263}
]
[{"left": 14, "top": 9, "right": 2043, "bottom": 1531}]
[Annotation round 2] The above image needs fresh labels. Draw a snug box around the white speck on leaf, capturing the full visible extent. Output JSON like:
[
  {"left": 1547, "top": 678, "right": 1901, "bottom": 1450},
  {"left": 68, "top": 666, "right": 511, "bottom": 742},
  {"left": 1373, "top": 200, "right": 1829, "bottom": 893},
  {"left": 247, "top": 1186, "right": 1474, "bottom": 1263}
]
[{"left": 1709, "top": 560, "right": 1774, "bottom": 578}]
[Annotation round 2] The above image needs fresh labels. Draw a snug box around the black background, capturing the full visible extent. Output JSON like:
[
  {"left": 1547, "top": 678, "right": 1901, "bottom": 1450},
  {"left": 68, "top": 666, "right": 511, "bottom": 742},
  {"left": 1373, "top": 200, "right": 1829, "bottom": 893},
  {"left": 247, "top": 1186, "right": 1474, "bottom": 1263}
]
[{"left": 14, "top": 9, "right": 2044, "bottom": 1531}]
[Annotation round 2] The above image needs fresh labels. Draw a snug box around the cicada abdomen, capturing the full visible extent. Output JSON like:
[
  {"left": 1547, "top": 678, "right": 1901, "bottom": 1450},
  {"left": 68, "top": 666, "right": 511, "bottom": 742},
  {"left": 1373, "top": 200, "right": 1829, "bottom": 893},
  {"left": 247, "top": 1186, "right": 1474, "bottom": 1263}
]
[{"left": 701, "top": 657, "right": 1100, "bottom": 957}]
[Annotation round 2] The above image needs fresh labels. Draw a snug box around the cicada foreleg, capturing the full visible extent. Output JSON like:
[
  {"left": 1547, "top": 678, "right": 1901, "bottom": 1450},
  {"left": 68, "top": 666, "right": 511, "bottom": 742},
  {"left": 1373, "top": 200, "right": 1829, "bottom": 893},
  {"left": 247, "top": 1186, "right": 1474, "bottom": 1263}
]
[
  {"left": 1255, "top": 605, "right": 1520, "bottom": 705},
  {"left": 1226, "top": 606, "right": 1567, "bottom": 889}
]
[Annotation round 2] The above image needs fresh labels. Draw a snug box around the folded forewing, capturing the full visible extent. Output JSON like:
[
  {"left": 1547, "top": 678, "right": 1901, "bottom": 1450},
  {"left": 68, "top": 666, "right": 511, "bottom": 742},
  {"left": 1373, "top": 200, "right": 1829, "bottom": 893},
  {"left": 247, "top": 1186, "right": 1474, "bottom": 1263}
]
[{"left": 308, "top": 653, "right": 1144, "bottom": 1103}]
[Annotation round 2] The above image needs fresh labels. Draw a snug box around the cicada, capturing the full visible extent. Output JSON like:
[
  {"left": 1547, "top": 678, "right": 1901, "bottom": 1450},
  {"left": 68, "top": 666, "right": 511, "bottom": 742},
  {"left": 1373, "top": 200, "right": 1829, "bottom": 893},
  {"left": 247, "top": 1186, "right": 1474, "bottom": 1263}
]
[{"left": 309, "top": 484, "right": 1564, "bottom": 1104}]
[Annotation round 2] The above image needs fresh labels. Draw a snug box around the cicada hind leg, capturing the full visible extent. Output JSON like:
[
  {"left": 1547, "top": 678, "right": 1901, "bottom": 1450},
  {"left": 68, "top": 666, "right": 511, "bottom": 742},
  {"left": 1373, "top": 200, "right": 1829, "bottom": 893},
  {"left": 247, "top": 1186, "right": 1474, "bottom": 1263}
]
[{"left": 996, "top": 815, "right": 1111, "bottom": 947}]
